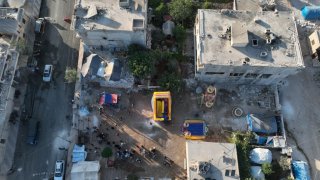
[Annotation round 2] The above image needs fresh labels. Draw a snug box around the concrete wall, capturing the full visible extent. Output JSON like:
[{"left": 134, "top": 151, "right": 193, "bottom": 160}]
[
  {"left": 78, "top": 29, "right": 147, "bottom": 49},
  {"left": 195, "top": 64, "right": 301, "bottom": 85}
]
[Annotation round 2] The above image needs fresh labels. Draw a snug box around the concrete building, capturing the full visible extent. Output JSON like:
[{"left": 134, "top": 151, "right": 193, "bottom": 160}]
[
  {"left": 73, "top": 0, "right": 148, "bottom": 50},
  {"left": 7, "top": 0, "right": 42, "bottom": 18},
  {"left": 309, "top": 30, "right": 320, "bottom": 61},
  {"left": 186, "top": 141, "right": 240, "bottom": 180},
  {"left": 194, "top": 10, "right": 304, "bottom": 85},
  {"left": 0, "top": 7, "right": 28, "bottom": 39},
  {"left": 0, "top": 36, "right": 20, "bottom": 174}
]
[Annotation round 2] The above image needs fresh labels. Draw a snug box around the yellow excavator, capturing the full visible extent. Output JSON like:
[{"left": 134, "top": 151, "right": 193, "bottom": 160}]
[{"left": 152, "top": 91, "right": 172, "bottom": 121}]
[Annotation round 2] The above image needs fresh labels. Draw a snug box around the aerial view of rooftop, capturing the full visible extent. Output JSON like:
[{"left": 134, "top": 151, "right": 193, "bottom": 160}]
[{"left": 1, "top": 0, "right": 320, "bottom": 179}]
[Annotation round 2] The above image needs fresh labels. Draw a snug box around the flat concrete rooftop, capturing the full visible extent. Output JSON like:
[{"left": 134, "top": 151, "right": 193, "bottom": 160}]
[
  {"left": 197, "top": 9, "right": 304, "bottom": 67},
  {"left": 75, "top": 0, "right": 146, "bottom": 31},
  {"left": 0, "top": 7, "right": 19, "bottom": 19},
  {"left": 186, "top": 141, "right": 240, "bottom": 180}
]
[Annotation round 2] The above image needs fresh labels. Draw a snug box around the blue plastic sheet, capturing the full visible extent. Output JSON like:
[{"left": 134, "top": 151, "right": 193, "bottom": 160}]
[
  {"left": 301, "top": 6, "right": 320, "bottom": 20},
  {"left": 292, "top": 161, "right": 311, "bottom": 180}
]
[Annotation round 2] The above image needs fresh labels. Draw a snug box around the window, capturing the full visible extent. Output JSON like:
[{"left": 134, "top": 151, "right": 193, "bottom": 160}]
[
  {"left": 225, "top": 170, "right": 230, "bottom": 176},
  {"left": 229, "top": 73, "right": 244, "bottom": 77},
  {"left": 252, "top": 39, "right": 258, "bottom": 46},
  {"left": 245, "top": 73, "right": 259, "bottom": 78},
  {"left": 205, "top": 72, "right": 225, "bottom": 75},
  {"left": 102, "top": 37, "right": 107, "bottom": 40},
  {"left": 312, "top": 40, "right": 315, "bottom": 45},
  {"left": 22, "top": 18, "right": 26, "bottom": 24},
  {"left": 231, "top": 170, "right": 236, "bottom": 176},
  {"left": 23, "top": 33, "right": 25, "bottom": 38},
  {"left": 260, "top": 74, "right": 272, "bottom": 78}
]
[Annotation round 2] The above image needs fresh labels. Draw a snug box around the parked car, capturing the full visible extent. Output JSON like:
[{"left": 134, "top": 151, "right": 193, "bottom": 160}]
[
  {"left": 43, "top": 64, "right": 53, "bottom": 82},
  {"left": 26, "top": 121, "right": 40, "bottom": 145},
  {"left": 35, "top": 18, "right": 46, "bottom": 33},
  {"left": 54, "top": 160, "right": 65, "bottom": 180}
]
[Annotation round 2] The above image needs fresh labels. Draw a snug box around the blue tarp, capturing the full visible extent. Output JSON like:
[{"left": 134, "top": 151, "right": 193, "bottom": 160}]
[
  {"left": 247, "top": 114, "right": 277, "bottom": 135},
  {"left": 292, "top": 161, "right": 311, "bottom": 180},
  {"left": 72, "top": 144, "right": 87, "bottom": 163},
  {"left": 187, "top": 123, "right": 205, "bottom": 136},
  {"left": 301, "top": 6, "right": 320, "bottom": 20}
]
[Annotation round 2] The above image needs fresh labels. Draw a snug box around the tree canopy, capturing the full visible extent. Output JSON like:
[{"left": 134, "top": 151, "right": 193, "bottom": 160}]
[
  {"left": 173, "top": 24, "right": 187, "bottom": 49},
  {"left": 169, "top": 0, "right": 194, "bottom": 23},
  {"left": 101, "top": 147, "right": 113, "bottom": 158},
  {"left": 64, "top": 67, "right": 78, "bottom": 83},
  {"left": 128, "top": 51, "right": 155, "bottom": 79}
]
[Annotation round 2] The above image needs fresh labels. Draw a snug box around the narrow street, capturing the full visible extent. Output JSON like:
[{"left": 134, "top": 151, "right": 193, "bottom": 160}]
[{"left": 8, "top": 0, "right": 79, "bottom": 179}]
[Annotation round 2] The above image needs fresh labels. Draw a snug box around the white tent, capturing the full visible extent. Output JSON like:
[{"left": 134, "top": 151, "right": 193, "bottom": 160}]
[
  {"left": 250, "top": 148, "right": 272, "bottom": 164},
  {"left": 251, "top": 166, "right": 265, "bottom": 180},
  {"left": 162, "top": 20, "right": 175, "bottom": 36},
  {"left": 71, "top": 161, "right": 100, "bottom": 180}
]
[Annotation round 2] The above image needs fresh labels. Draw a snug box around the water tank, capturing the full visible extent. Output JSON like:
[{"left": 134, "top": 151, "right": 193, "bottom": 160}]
[{"left": 301, "top": 6, "right": 320, "bottom": 20}]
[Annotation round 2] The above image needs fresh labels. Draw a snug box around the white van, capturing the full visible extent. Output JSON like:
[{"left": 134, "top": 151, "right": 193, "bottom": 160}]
[
  {"left": 35, "top": 18, "right": 45, "bottom": 33},
  {"left": 43, "top": 64, "right": 53, "bottom": 82},
  {"left": 54, "top": 160, "right": 65, "bottom": 180}
]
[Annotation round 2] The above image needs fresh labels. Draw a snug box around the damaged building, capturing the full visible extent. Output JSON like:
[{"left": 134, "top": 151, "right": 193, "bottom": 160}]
[
  {"left": 0, "top": 7, "right": 27, "bottom": 39},
  {"left": 73, "top": 0, "right": 149, "bottom": 50},
  {"left": 194, "top": 10, "right": 304, "bottom": 85},
  {"left": 0, "top": 37, "right": 20, "bottom": 174}
]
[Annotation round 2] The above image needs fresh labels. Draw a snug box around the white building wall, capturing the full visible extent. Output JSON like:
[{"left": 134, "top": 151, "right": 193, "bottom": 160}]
[
  {"left": 79, "top": 30, "right": 146, "bottom": 49},
  {"left": 195, "top": 64, "right": 301, "bottom": 85}
]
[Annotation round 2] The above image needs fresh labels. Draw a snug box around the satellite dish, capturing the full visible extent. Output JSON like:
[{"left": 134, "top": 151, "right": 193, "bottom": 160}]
[{"left": 8, "top": 0, "right": 26, "bottom": 8}]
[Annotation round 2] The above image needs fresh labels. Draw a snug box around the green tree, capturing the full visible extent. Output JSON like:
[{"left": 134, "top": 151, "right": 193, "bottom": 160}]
[
  {"left": 155, "top": 3, "right": 168, "bottom": 18},
  {"left": 173, "top": 24, "right": 187, "bottom": 51},
  {"left": 149, "top": 0, "right": 162, "bottom": 9},
  {"left": 128, "top": 44, "right": 147, "bottom": 55},
  {"left": 169, "top": 0, "right": 193, "bottom": 23},
  {"left": 159, "top": 73, "right": 183, "bottom": 92},
  {"left": 202, "top": 1, "right": 212, "bottom": 9},
  {"left": 262, "top": 163, "right": 274, "bottom": 175},
  {"left": 152, "top": 2, "right": 169, "bottom": 27},
  {"left": 64, "top": 67, "right": 78, "bottom": 83},
  {"left": 128, "top": 51, "right": 155, "bottom": 79},
  {"left": 228, "top": 132, "right": 253, "bottom": 179},
  {"left": 101, "top": 147, "right": 113, "bottom": 158}
]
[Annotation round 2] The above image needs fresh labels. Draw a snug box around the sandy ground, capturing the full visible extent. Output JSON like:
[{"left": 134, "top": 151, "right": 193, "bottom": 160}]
[{"left": 76, "top": 81, "right": 278, "bottom": 179}]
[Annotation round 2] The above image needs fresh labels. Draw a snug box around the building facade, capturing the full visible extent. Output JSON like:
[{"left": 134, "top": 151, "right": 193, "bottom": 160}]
[
  {"left": 194, "top": 10, "right": 304, "bottom": 85},
  {"left": 0, "top": 37, "right": 20, "bottom": 174}
]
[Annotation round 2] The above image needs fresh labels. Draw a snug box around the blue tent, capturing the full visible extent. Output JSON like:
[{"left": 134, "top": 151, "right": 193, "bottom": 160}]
[
  {"left": 247, "top": 114, "right": 278, "bottom": 135},
  {"left": 72, "top": 144, "right": 87, "bottom": 163},
  {"left": 292, "top": 161, "right": 311, "bottom": 180},
  {"left": 301, "top": 6, "right": 320, "bottom": 20}
]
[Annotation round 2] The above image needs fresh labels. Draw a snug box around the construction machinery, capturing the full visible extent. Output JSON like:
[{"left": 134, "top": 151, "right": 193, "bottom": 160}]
[{"left": 152, "top": 91, "right": 171, "bottom": 121}]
